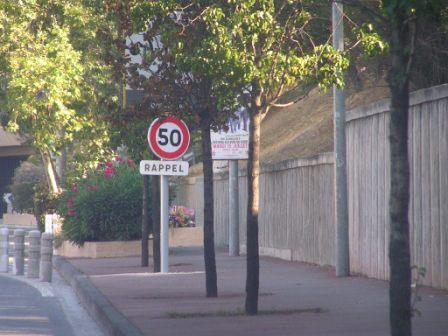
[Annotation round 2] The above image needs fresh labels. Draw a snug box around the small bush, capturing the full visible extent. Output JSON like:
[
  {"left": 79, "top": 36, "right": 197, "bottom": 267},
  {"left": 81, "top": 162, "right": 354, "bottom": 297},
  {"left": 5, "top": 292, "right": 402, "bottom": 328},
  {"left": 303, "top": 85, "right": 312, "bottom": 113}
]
[
  {"left": 10, "top": 161, "right": 45, "bottom": 213},
  {"left": 56, "top": 158, "right": 148, "bottom": 246}
]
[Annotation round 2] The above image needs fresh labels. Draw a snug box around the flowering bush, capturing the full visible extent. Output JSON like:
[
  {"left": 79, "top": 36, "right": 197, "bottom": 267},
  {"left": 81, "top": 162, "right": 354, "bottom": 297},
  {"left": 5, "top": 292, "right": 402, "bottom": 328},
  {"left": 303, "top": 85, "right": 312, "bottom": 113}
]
[
  {"left": 169, "top": 205, "right": 195, "bottom": 228},
  {"left": 56, "top": 158, "right": 147, "bottom": 246}
]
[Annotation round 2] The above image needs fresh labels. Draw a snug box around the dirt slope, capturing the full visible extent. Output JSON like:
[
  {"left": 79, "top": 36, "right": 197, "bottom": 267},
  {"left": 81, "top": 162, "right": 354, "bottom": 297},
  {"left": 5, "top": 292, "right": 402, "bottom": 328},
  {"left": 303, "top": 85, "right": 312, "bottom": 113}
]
[
  {"left": 187, "top": 80, "right": 391, "bottom": 176},
  {"left": 261, "top": 81, "right": 390, "bottom": 163}
]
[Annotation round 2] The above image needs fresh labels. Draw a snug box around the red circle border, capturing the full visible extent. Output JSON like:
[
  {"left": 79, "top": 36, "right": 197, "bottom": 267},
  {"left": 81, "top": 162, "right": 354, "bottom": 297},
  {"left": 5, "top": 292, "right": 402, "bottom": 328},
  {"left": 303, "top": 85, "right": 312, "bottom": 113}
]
[{"left": 147, "top": 117, "right": 190, "bottom": 160}]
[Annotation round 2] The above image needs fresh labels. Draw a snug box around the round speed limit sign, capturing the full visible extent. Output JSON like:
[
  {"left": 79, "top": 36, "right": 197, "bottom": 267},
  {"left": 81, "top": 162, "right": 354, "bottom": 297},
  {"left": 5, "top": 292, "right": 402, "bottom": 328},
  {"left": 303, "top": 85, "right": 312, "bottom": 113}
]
[{"left": 148, "top": 117, "right": 190, "bottom": 160}]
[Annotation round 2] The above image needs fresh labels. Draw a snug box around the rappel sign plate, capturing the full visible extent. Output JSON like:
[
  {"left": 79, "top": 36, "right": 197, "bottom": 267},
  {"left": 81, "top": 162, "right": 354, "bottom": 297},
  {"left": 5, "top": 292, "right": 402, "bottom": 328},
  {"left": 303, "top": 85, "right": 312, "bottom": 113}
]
[{"left": 139, "top": 160, "right": 189, "bottom": 176}]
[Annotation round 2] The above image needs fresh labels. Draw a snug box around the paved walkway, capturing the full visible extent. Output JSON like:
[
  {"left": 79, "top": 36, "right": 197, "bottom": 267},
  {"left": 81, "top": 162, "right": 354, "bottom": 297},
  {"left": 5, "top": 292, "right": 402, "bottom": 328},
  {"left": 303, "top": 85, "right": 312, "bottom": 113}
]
[{"left": 69, "top": 248, "right": 448, "bottom": 336}]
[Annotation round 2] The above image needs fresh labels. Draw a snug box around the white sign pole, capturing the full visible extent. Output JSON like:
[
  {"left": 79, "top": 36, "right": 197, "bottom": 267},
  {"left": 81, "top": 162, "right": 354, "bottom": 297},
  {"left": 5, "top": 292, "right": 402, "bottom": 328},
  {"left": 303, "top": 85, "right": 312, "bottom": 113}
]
[
  {"left": 160, "top": 174, "right": 169, "bottom": 273},
  {"left": 228, "top": 160, "right": 240, "bottom": 256}
]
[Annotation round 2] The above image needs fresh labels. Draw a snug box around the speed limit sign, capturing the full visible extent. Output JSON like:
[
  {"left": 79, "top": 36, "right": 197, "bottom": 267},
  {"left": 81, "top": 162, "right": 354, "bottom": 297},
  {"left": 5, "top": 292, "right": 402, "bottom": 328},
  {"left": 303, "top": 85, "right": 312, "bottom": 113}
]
[
  {"left": 148, "top": 116, "right": 190, "bottom": 160},
  {"left": 145, "top": 116, "right": 190, "bottom": 273}
]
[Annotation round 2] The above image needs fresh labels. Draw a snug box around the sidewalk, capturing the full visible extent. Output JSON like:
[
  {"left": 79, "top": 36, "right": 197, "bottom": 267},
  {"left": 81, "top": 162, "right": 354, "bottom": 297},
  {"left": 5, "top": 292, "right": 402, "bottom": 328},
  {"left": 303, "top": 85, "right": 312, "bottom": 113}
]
[{"left": 66, "top": 248, "right": 448, "bottom": 336}]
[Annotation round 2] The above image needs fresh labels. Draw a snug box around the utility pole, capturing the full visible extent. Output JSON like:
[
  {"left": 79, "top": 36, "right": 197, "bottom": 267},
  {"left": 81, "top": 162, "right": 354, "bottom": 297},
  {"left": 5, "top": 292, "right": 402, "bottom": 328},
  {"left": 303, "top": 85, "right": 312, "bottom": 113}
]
[
  {"left": 228, "top": 160, "right": 240, "bottom": 256},
  {"left": 332, "top": 0, "right": 350, "bottom": 277}
]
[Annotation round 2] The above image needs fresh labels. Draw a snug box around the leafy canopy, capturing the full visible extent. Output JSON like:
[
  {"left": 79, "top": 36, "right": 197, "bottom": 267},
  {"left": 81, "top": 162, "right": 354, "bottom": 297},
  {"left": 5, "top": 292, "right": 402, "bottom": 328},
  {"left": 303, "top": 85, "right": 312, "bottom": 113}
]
[
  {"left": 132, "top": 0, "right": 348, "bottom": 112},
  {"left": 0, "top": 0, "right": 119, "bottom": 178}
]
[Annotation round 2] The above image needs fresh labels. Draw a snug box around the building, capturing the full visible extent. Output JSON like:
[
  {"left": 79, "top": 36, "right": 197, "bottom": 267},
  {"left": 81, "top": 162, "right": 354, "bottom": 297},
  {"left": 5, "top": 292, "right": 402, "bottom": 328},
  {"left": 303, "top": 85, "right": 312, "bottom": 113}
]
[{"left": 0, "top": 127, "right": 33, "bottom": 217}]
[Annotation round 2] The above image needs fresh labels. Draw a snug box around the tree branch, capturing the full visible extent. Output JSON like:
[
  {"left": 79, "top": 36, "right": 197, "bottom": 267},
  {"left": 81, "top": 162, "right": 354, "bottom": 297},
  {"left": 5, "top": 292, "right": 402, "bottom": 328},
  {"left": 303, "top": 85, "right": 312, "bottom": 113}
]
[{"left": 339, "top": 0, "right": 386, "bottom": 24}]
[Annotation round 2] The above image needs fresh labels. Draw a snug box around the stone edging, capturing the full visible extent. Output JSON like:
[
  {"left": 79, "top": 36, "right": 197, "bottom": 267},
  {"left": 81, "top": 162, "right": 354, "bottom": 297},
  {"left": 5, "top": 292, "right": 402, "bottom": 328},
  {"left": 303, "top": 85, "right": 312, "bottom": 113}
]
[
  {"left": 53, "top": 256, "right": 143, "bottom": 336},
  {"left": 346, "top": 83, "right": 448, "bottom": 122}
]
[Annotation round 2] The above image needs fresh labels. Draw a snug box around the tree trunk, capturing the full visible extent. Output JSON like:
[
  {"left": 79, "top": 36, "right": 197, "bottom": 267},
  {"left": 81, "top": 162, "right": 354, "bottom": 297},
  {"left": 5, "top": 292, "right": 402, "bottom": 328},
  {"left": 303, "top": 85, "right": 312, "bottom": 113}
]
[
  {"left": 41, "top": 150, "right": 59, "bottom": 194},
  {"left": 200, "top": 116, "right": 218, "bottom": 298},
  {"left": 141, "top": 175, "right": 149, "bottom": 267},
  {"left": 245, "top": 111, "right": 261, "bottom": 315},
  {"left": 152, "top": 174, "right": 161, "bottom": 272},
  {"left": 387, "top": 8, "right": 413, "bottom": 336},
  {"left": 56, "top": 146, "right": 67, "bottom": 186}
]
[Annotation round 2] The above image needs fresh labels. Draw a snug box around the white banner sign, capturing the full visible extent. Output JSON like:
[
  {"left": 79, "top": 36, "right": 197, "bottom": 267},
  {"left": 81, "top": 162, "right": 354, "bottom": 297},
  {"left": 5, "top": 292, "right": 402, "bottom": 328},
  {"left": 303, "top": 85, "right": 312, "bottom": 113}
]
[
  {"left": 140, "top": 160, "right": 189, "bottom": 176},
  {"left": 211, "top": 108, "right": 249, "bottom": 160}
]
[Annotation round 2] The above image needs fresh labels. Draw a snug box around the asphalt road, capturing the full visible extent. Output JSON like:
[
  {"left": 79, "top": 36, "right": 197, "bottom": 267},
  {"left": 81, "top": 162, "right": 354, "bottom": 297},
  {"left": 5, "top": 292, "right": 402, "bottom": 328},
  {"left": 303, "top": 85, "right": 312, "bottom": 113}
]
[{"left": 0, "top": 275, "right": 75, "bottom": 336}]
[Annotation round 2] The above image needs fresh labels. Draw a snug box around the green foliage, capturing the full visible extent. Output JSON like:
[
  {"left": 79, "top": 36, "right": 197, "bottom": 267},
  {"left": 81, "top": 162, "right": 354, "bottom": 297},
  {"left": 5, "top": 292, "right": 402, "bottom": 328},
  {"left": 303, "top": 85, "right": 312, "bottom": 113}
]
[
  {"left": 9, "top": 161, "right": 45, "bottom": 213},
  {"left": 382, "top": 0, "right": 447, "bottom": 21},
  {"left": 0, "top": 0, "right": 119, "bottom": 181},
  {"left": 133, "top": 0, "right": 348, "bottom": 113},
  {"left": 56, "top": 159, "right": 146, "bottom": 246},
  {"left": 354, "top": 23, "right": 389, "bottom": 57}
]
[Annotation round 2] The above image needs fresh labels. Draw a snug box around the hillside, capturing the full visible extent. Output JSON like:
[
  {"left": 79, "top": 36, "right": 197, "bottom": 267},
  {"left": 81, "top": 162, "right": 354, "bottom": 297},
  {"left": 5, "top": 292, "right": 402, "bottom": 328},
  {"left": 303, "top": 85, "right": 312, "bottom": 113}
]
[
  {"left": 261, "top": 80, "right": 390, "bottom": 163},
  {"left": 186, "top": 79, "right": 391, "bottom": 177}
]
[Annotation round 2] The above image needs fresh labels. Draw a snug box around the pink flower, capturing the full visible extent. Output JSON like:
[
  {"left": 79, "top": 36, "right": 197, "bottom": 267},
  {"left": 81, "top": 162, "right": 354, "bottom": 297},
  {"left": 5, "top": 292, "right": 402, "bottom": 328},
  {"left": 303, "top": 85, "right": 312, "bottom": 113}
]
[
  {"left": 67, "top": 197, "right": 74, "bottom": 209},
  {"left": 68, "top": 210, "right": 76, "bottom": 217},
  {"left": 127, "top": 159, "right": 135, "bottom": 167},
  {"left": 115, "top": 156, "right": 123, "bottom": 162},
  {"left": 71, "top": 184, "right": 78, "bottom": 193},
  {"left": 105, "top": 161, "right": 114, "bottom": 168},
  {"left": 88, "top": 185, "right": 98, "bottom": 191},
  {"left": 104, "top": 167, "right": 115, "bottom": 179}
]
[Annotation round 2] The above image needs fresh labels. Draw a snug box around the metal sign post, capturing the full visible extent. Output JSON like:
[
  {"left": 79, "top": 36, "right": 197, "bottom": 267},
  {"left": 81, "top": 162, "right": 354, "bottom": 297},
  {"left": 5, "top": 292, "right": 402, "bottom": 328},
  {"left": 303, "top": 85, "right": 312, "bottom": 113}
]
[
  {"left": 228, "top": 160, "right": 239, "bottom": 256},
  {"left": 141, "top": 116, "right": 190, "bottom": 273},
  {"left": 210, "top": 108, "right": 249, "bottom": 256}
]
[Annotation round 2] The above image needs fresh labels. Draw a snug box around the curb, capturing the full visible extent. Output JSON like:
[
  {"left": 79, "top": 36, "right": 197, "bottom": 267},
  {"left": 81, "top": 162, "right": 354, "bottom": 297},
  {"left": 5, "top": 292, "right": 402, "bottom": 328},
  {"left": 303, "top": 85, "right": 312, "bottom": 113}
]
[{"left": 53, "top": 256, "right": 144, "bottom": 336}]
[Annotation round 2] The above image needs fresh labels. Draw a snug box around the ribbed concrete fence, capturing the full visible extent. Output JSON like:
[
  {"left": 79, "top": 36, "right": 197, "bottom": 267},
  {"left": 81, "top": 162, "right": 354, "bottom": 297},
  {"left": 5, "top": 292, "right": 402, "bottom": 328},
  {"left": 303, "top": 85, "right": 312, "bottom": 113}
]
[
  {"left": 173, "top": 83, "right": 448, "bottom": 290},
  {"left": 346, "top": 84, "right": 448, "bottom": 289}
]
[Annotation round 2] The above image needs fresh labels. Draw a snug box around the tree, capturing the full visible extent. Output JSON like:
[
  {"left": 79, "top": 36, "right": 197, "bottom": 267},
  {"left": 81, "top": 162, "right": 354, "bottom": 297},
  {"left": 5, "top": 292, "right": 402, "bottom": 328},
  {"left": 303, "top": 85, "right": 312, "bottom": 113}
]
[
  {"left": 381, "top": 1, "right": 446, "bottom": 335},
  {"left": 0, "top": 0, "right": 118, "bottom": 191},
  {"left": 141, "top": 174, "right": 150, "bottom": 267},
  {"left": 151, "top": 174, "right": 161, "bottom": 272},
  {"left": 133, "top": 0, "right": 347, "bottom": 313},
  {"left": 383, "top": 3, "right": 415, "bottom": 334},
  {"left": 131, "top": 2, "right": 237, "bottom": 296},
  {"left": 179, "top": 0, "right": 348, "bottom": 314},
  {"left": 342, "top": 1, "right": 447, "bottom": 334}
]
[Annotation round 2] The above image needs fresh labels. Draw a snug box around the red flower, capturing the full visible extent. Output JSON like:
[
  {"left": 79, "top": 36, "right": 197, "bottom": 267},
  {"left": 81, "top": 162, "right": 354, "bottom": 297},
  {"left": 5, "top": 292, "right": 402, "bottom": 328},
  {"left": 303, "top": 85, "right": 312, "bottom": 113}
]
[
  {"left": 105, "top": 161, "right": 114, "bottom": 168},
  {"left": 88, "top": 185, "right": 98, "bottom": 191},
  {"left": 104, "top": 167, "right": 115, "bottom": 179},
  {"left": 71, "top": 184, "right": 78, "bottom": 193},
  {"left": 115, "top": 156, "right": 123, "bottom": 162},
  {"left": 67, "top": 197, "right": 74, "bottom": 209},
  {"left": 127, "top": 159, "right": 135, "bottom": 167},
  {"left": 68, "top": 210, "right": 76, "bottom": 217}
]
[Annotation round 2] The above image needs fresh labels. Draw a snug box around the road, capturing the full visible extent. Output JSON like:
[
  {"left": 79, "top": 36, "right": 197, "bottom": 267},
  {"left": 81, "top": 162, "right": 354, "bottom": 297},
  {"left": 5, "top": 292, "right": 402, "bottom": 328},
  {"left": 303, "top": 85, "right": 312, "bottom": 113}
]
[
  {"left": 0, "top": 270, "right": 104, "bottom": 336},
  {"left": 0, "top": 275, "right": 74, "bottom": 335}
]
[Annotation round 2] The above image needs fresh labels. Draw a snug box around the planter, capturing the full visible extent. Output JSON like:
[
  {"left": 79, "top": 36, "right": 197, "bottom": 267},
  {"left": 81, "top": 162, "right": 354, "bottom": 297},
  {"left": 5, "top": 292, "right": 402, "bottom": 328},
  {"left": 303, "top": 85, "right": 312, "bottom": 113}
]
[
  {"left": 55, "top": 227, "right": 203, "bottom": 258},
  {"left": 169, "top": 226, "right": 203, "bottom": 247},
  {"left": 2, "top": 213, "right": 37, "bottom": 227},
  {"left": 55, "top": 240, "right": 150, "bottom": 259}
]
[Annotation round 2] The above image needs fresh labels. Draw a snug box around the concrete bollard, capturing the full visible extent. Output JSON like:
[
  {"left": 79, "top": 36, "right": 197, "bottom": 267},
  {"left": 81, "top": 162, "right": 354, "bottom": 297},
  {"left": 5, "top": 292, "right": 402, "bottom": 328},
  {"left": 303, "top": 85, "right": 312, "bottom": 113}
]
[
  {"left": 39, "top": 233, "right": 53, "bottom": 282},
  {"left": 13, "top": 229, "right": 25, "bottom": 275},
  {"left": 27, "top": 230, "right": 41, "bottom": 278},
  {"left": 0, "top": 228, "right": 9, "bottom": 273}
]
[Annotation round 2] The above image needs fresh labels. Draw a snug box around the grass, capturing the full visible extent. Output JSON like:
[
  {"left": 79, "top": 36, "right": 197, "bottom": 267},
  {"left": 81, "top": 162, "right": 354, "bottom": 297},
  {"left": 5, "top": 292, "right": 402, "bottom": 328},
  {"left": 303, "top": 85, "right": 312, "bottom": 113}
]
[{"left": 165, "top": 307, "right": 326, "bottom": 319}]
